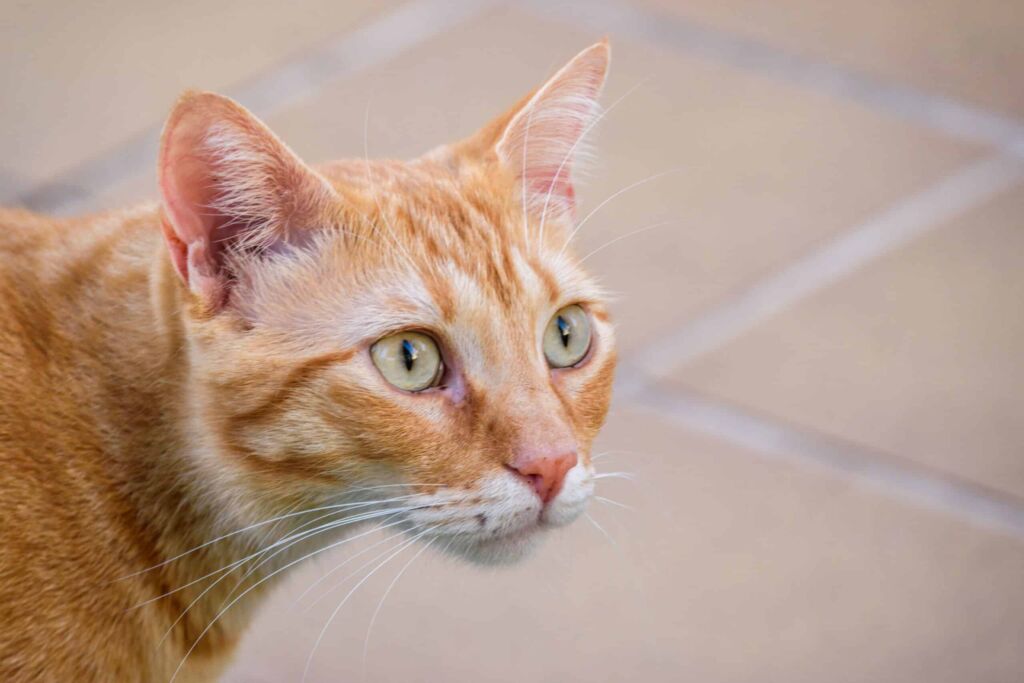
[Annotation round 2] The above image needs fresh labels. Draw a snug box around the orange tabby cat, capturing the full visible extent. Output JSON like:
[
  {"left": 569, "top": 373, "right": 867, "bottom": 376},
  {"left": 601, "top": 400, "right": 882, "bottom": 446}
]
[{"left": 0, "top": 42, "right": 615, "bottom": 681}]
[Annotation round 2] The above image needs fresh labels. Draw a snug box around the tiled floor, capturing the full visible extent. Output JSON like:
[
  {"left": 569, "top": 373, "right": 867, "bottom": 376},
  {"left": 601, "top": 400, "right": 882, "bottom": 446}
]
[
  {"left": 637, "top": 0, "right": 1024, "bottom": 118},
  {"left": 3, "top": 0, "right": 1022, "bottom": 680}
]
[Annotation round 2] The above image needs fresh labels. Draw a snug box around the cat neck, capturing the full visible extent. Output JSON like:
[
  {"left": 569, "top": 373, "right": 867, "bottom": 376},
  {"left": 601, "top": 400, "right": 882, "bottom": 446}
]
[{"left": 34, "top": 204, "right": 312, "bottom": 669}]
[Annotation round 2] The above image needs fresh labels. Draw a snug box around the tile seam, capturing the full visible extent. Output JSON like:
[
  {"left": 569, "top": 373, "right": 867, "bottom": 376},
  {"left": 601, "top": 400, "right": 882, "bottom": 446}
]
[
  {"left": 621, "top": 378, "right": 1024, "bottom": 541},
  {"left": 8, "top": 0, "right": 497, "bottom": 214}
]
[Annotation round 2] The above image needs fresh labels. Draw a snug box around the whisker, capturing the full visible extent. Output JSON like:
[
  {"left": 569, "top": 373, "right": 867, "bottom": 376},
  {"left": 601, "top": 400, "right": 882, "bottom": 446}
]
[
  {"left": 593, "top": 472, "right": 637, "bottom": 481},
  {"left": 592, "top": 449, "right": 654, "bottom": 462},
  {"left": 166, "top": 515, "right": 420, "bottom": 683},
  {"left": 128, "top": 506, "right": 414, "bottom": 612},
  {"left": 300, "top": 525, "right": 429, "bottom": 611},
  {"left": 160, "top": 519, "right": 408, "bottom": 661},
  {"left": 537, "top": 77, "right": 651, "bottom": 249},
  {"left": 295, "top": 523, "right": 411, "bottom": 605},
  {"left": 218, "top": 510, "right": 409, "bottom": 608},
  {"left": 559, "top": 167, "right": 680, "bottom": 258},
  {"left": 128, "top": 504, "right": 417, "bottom": 612},
  {"left": 360, "top": 537, "right": 435, "bottom": 679},
  {"left": 116, "top": 495, "right": 421, "bottom": 581},
  {"left": 584, "top": 512, "right": 617, "bottom": 549},
  {"left": 157, "top": 509, "right": 411, "bottom": 644},
  {"left": 302, "top": 527, "right": 436, "bottom": 683},
  {"left": 577, "top": 220, "right": 675, "bottom": 264},
  {"left": 595, "top": 496, "right": 634, "bottom": 511},
  {"left": 226, "top": 504, "right": 362, "bottom": 592}
]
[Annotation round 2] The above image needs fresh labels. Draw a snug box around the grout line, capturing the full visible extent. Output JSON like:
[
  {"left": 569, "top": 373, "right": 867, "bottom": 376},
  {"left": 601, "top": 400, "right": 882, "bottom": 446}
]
[
  {"left": 623, "top": 377, "right": 1024, "bottom": 540},
  {"left": 12, "top": 0, "right": 497, "bottom": 216},
  {"left": 627, "top": 153, "right": 1024, "bottom": 378},
  {"left": 521, "top": 0, "right": 1024, "bottom": 536},
  {"left": 523, "top": 0, "right": 1024, "bottom": 151}
]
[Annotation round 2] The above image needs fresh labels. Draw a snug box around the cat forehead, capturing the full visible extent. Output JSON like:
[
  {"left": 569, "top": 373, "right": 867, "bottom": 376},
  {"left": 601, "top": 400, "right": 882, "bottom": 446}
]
[
  {"left": 318, "top": 156, "right": 504, "bottom": 234},
  {"left": 319, "top": 157, "right": 601, "bottom": 294},
  {"left": 317, "top": 230, "right": 602, "bottom": 343},
  {"left": 235, "top": 156, "right": 605, "bottom": 347},
  {"left": 239, "top": 213, "right": 603, "bottom": 353}
]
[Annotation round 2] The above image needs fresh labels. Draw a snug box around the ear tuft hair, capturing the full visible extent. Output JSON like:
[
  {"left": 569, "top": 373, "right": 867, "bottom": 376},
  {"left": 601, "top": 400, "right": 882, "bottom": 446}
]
[
  {"left": 494, "top": 40, "right": 610, "bottom": 222},
  {"left": 158, "top": 91, "right": 334, "bottom": 310}
]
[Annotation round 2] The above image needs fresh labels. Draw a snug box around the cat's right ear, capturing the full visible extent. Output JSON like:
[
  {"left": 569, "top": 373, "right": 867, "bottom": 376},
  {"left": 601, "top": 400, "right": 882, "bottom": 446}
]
[{"left": 158, "top": 91, "right": 335, "bottom": 311}]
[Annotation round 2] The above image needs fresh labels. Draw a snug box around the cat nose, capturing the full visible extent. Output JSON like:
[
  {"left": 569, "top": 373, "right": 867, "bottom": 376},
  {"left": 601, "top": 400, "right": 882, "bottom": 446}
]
[{"left": 507, "top": 447, "right": 578, "bottom": 504}]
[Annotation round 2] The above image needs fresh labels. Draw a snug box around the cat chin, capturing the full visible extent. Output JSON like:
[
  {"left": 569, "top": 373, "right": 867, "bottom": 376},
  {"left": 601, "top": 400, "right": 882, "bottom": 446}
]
[{"left": 442, "top": 527, "right": 546, "bottom": 566}]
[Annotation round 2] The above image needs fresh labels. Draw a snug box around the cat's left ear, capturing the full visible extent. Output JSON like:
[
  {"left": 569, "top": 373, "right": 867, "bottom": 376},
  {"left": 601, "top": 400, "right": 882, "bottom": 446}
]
[
  {"left": 477, "top": 40, "right": 610, "bottom": 221},
  {"left": 158, "top": 91, "right": 335, "bottom": 311}
]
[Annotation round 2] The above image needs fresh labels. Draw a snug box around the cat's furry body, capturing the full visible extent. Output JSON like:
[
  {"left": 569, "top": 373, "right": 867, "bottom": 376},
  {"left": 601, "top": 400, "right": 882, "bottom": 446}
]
[
  {"left": 0, "top": 43, "right": 615, "bottom": 681},
  {"left": 0, "top": 204, "right": 239, "bottom": 681}
]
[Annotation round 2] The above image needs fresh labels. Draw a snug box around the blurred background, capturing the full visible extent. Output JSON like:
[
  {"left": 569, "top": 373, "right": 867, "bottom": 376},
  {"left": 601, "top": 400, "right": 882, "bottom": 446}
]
[{"left": 3, "top": 0, "right": 1023, "bottom": 680}]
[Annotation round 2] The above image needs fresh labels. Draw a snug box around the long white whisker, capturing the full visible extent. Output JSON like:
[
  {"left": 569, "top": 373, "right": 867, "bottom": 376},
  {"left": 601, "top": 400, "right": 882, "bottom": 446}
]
[
  {"left": 302, "top": 527, "right": 435, "bottom": 682},
  {"left": 537, "top": 78, "right": 650, "bottom": 248},
  {"left": 595, "top": 496, "right": 633, "bottom": 511},
  {"left": 163, "top": 511, "right": 411, "bottom": 679},
  {"left": 220, "top": 510, "right": 409, "bottom": 608},
  {"left": 592, "top": 449, "right": 652, "bottom": 461},
  {"left": 578, "top": 220, "right": 674, "bottom": 264},
  {"left": 585, "top": 512, "right": 617, "bottom": 549},
  {"left": 295, "top": 524, "right": 412, "bottom": 605},
  {"left": 359, "top": 538, "right": 434, "bottom": 679},
  {"left": 559, "top": 168, "right": 680, "bottom": 257},
  {"left": 224, "top": 505, "right": 365, "bottom": 596},
  {"left": 159, "top": 512, "right": 411, "bottom": 655},
  {"left": 117, "top": 495, "right": 420, "bottom": 581},
  {"left": 300, "top": 525, "right": 428, "bottom": 612},
  {"left": 592, "top": 472, "right": 637, "bottom": 481},
  {"left": 214, "top": 508, "right": 411, "bottom": 602},
  {"left": 128, "top": 505, "right": 416, "bottom": 611}
]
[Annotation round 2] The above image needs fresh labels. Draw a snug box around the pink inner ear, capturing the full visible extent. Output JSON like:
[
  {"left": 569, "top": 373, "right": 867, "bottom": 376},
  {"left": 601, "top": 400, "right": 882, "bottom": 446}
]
[
  {"left": 496, "top": 41, "right": 609, "bottom": 223},
  {"left": 157, "top": 92, "right": 330, "bottom": 310},
  {"left": 527, "top": 171, "right": 577, "bottom": 215},
  {"left": 159, "top": 113, "right": 231, "bottom": 305}
]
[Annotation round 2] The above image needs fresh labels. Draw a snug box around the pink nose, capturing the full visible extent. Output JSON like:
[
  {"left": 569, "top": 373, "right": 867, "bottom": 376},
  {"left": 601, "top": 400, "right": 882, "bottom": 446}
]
[{"left": 507, "top": 448, "right": 578, "bottom": 504}]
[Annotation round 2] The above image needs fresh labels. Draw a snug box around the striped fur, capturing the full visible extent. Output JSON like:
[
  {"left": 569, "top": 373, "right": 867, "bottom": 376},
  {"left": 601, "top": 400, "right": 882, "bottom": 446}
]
[{"left": 0, "top": 42, "right": 615, "bottom": 681}]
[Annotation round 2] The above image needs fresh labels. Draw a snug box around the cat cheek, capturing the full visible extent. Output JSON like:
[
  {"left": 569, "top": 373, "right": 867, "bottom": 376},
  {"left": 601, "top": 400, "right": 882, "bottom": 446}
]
[{"left": 571, "top": 353, "right": 617, "bottom": 424}]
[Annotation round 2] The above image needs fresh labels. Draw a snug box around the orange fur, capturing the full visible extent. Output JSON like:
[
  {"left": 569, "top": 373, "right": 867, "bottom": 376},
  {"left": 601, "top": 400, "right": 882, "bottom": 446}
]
[{"left": 0, "top": 42, "right": 615, "bottom": 681}]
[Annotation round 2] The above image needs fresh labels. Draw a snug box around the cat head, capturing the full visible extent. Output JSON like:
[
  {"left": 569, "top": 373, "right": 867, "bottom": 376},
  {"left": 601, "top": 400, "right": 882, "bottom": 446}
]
[{"left": 158, "top": 41, "right": 615, "bottom": 564}]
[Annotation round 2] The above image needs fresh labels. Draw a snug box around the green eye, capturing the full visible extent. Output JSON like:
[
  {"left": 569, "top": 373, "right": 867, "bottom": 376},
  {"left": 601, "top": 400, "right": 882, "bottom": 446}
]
[
  {"left": 543, "top": 304, "right": 592, "bottom": 368},
  {"left": 371, "top": 332, "right": 444, "bottom": 392}
]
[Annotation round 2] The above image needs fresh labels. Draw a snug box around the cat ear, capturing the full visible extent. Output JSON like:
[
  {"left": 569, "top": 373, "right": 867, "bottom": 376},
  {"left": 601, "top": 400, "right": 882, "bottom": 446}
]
[
  {"left": 158, "top": 91, "right": 335, "bottom": 310},
  {"left": 493, "top": 40, "right": 610, "bottom": 221}
]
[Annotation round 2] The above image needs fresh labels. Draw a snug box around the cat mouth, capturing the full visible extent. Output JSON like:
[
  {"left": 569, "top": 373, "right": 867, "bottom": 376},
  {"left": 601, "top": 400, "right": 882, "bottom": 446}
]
[{"left": 402, "top": 469, "right": 594, "bottom": 565}]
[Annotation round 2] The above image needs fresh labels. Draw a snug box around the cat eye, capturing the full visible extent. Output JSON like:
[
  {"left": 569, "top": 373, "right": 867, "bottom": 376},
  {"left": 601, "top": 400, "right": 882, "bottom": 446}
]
[
  {"left": 370, "top": 331, "right": 444, "bottom": 392},
  {"left": 543, "top": 304, "right": 592, "bottom": 368}
]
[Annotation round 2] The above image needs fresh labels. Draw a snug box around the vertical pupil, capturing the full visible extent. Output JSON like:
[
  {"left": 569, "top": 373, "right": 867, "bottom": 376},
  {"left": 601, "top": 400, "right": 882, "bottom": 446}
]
[
  {"left": 557, "top": 316, "right": 571, "bottom": 348},
  {"left": 401, "top": 339, "right": 417, "bottom": 371}
]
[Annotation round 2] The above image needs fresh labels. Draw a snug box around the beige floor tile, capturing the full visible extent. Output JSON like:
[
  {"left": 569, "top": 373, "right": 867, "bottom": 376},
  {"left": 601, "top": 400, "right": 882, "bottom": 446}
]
[
  {"left": 90, "top": 5, "right": 982, "bottom": 356},
  {"left": 638, "top": 0, "right": 1024, "bottom": 119},
  {"left": 0, "top": 0, "right": 401, "bottom": 198},
  {"left": 674, "top": 183, "right": 1024, "bottom": 499},
  {"left": 222, "top": 407, "right": 1024, "bottom": 682}
]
